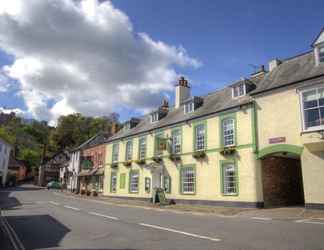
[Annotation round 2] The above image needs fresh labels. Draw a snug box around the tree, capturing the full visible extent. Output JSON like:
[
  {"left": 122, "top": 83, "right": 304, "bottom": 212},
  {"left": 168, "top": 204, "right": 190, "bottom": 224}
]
[
  {"left": 0, "top": 127, "right": 15, "bottom": 145},
  {"left": 18, "top": 148, "right": 41, "bottom": 171}
]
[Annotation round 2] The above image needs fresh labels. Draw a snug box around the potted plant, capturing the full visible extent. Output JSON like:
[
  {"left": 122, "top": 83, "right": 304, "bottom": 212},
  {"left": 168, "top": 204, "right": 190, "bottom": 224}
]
[
  {"left": 111, "top": 162, "right": 118, "bottom": 168},
  {"left": 152, "top": 156, "right": 163, "bottom": 163},
  {"left": 192, "top": 150, "right": 206, "bottom": 159},
  {"left": 135, "top": 159, "right": 146, "bottom": 165}
]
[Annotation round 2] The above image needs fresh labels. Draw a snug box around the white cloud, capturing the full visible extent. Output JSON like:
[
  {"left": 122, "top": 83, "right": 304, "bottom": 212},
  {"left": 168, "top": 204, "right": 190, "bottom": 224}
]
[
  {"left": 0, "top": 0, "right": 201, "bottom": 123},
  {"left": 0, "top": 106, "right": 25, "bottom": 116}
]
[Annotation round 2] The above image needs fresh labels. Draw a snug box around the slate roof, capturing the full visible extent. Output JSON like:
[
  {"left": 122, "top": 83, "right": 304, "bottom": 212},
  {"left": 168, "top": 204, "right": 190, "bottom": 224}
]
[
  {"left": 108, "top": 86, "right": 253, "bottom": 142},
  {"left": 252, "top": 51, "right": 324, "bottom": 95},
  {"left": 72, "top": 132, "right": 110, "bottom": 152}
]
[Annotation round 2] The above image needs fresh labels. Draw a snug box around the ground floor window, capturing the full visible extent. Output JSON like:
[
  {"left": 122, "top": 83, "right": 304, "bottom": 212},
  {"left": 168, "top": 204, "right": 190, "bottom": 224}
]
[
  {"left": 221, "top": 162, "right": 238, "bottom": 195},
  {"left": 98, "top": 175, "right": 104, "bottom": 192},
  {"left": 129, "top": 171, "right": 139, "bottom": 193},
  {"left": 110, "top": 173, "right": 117, "bottom": 193},
  {"left": 180, "top": 166, "right": 195, "bottom": 194},
  {"left": 163, "top": 176, "right": 171, "bottom": 193}
]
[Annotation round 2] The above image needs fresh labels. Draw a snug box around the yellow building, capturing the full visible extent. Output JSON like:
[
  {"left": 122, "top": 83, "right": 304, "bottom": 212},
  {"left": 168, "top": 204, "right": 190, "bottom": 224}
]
[{"left": 104, "top": 28, "right": 324, "bottom": 209}]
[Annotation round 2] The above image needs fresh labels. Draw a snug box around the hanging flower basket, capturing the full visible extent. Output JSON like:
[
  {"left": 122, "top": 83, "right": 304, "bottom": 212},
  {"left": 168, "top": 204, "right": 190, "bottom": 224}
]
[
  {"left": 135, "top": 159, "right": 146, "bottom": 165},
  {"left": 111, "top": 162, "right": 118, "bottom": 168},
  {"left": 123, "top": 161, "right": 132, "bottom": 167},
  {"left": 169, "top": 154, "right": 181, "bottom": 162},
  {"left": 152, "top": 156, "right": 163, "bottom": 163},
  {"left": 220, "top": 146, "right": 236, "bottom": 156},
  {"left": 192, "top": 150, "right": 206, "bottom": 159}
]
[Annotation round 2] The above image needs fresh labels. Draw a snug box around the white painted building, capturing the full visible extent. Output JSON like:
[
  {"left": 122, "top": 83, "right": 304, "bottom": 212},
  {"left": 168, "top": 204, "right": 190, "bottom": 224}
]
[
  {"left": 0, "top": 138, "right": 11, "bottom": 187},
  {"left": 60, "top": 150, "right": 80, "bottom": 192}
]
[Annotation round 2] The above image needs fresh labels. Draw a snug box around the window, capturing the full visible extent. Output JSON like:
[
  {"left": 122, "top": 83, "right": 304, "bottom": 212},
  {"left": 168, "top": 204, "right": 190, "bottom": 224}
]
[
  {"left": 129, "top": 171, "right": 139, "bottom": 193},
  {"left": 222, "top": 118, "right": 235, "bottom": 147},
  {"left": 184, "top": 101, "right": 195, "bottom": 114},
  {"left": 120, "top": 173, "right": 126, "bottom": 189},
  {"left": 145, "top": 177, "right": 151, "bottom": 193},
  {"left": 301, "top": 87, "right": 324, "bottom": 130},
  {"left": 181, "top": 167, "right": 195, "bottom": 194},
  {"left": 125, "top": 140, "right": 133, "bottom": 161},
  {"left": 194, "top": 124, "right": 206, "bottom": 151},
  {"left": 232, "top": 83, "right": 246, "bottom": 98},
  {"left": 138, "top": 137, "right": 146, "bottom": 160},
  {"left": 163, "top": 176, "right": 171, "bottom": 193},
  {"left": 151, "top": 112, "right": 159, "bottom": 123},
  {"left": 171, "top": 129, "right": 181, "bottom": 154},
  {"left": 111, "top": 172, "right": 117, "bottom": 192},
  {"left": 222, "top": 162, "right": 238, "bottom": 195},
  {"left": 112, "top": 143, "right": 119, "bottom": 163},
  {"left": 155, "top": 133, "right": 164, "bottom": 156},
  {"left": 98, "top": 153, "right": 103, "bottom": 166},
  {"left": 319, "top": 45, "right": 324, "bottom": 63},
  {"left": 99, "top": 175, "right": 104, "bottom": 191}
]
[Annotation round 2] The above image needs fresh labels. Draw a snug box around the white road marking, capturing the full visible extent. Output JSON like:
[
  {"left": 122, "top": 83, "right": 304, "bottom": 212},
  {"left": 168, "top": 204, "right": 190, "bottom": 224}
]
[
  {"left": 1, "top": 214, "right": 26, "bottom": 250},
  {"left": 63, "top": 205, "right": 80, "bottom": 211},
  {"left": 251, "top": 217, "right": 272, "bottom": 221},
  {"left": 49, "top": 201, "right": 60, "bottom": 206},
  {"left": 295, "top": 219, "right": 309, "bottom": 223},
  {"left": 88, "top": 212, "right": 119, "bottom": 220},
  {"left": 139, "top": 223, "right": 221, "bottom": 242}
]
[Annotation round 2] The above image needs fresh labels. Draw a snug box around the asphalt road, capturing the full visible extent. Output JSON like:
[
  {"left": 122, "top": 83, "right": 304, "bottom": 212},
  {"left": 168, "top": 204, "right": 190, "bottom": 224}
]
[{"left": 0, "top": 185, "right": 324, "bottom": 250}]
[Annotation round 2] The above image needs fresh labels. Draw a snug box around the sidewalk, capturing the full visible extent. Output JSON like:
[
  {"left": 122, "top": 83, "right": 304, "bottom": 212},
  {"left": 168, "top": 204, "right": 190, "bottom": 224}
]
[{"left": 58, "top": 190, "right": 324, "bottom": 220}]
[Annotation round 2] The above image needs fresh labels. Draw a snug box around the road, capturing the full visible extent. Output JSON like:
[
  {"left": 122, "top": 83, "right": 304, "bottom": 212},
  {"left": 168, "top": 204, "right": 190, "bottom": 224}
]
[{"left": 0, "top": 185, "right": 324, "bottom": 250}]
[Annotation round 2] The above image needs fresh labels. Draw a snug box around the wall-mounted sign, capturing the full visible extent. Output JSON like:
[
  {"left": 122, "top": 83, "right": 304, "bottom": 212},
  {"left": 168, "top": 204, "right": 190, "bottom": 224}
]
[{"left": 269, "top": 137, "right": 286, "bottom": 144}]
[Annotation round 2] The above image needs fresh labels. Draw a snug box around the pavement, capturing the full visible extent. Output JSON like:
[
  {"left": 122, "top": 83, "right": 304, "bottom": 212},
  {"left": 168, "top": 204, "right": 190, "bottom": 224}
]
[{"left": 0, "top": 184, "right": 324, "bottom": 250}]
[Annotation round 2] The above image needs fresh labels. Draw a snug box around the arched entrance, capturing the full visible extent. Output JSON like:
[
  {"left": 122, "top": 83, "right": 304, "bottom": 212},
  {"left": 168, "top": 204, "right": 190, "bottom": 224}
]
[{"left": 258, "top": 145, "right": 305, "bottom": 208}]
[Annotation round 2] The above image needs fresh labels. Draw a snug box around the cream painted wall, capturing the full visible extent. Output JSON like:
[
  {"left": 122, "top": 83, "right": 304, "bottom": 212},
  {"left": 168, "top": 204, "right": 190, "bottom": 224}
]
[
  {"left": 103, "top": 106, "right": 262, "bottom": 203},
  {"left": 256, "top": 87, "right": 303, "bottom": 150}
]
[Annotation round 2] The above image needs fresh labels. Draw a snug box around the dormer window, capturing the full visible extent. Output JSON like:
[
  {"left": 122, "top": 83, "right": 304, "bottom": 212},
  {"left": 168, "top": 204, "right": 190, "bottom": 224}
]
[
  {"left": 232, "top": 83, "right": 246, "bottom": 98},
  {"left": 184, "top": 101, "right": 194, "bottom": 114},
  {"left": 183, "top": 96, "right": 203, "bottom": 114},
  {"left": 151, "top": 112, "right": 159, "bottom": 123},
  {"left": 319, "top": 45, "right": 324, "bottom": 64}
]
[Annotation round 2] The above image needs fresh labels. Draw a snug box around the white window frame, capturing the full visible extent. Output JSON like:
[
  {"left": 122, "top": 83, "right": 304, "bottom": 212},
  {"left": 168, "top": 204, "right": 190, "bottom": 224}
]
[
  {"left": 181, "top": 167, "right": 195, "bottom": 194},
  {"left": 151, "top": 112, "right": 159, "bottom": 123},
  {"left": 195, "top": 124, "right": 205, "bottom": 151},
  {"left": 171, "top": 129, "right": 181, "bottom": 154},
  {"left": 222, "top": 163, "right": 238, "bottom": 195},
  {"left": 112, "top": 143, "right": 119, "bottom": 163},
  {"left": 223, "top": 118, "right": 235, "bottom": 147},
  {"left": 318, "top": 44, "right": 324, "bottom": 64},
  {"left": 138, "top": 137, "right": 146, "bottom": 160},
  {"left": 130, "top": 171, "right": 139, "bottom": 193},
  {"left": 299, "top": 85, "right": 324, "bottom": 132},
  {"left": 232, "top": 83, "right": 246, "bottom": 98},
  {"left": 125, "top": 140, "right": 132, "bottom": 161},
  {"left": 184, "top": 101, "right": 195, "bottom": 114}
]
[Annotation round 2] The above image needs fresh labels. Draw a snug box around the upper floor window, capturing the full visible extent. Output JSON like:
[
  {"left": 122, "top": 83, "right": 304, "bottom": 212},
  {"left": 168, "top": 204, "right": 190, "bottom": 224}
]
[
  {"left": 151, "top": 112, "right": 159, "bottom": 123},
  {"left": 319, "top": 45, "right": 324, "bottom": 63},
  {"left": 171, "top": 129, "right": 181, "bottom": 154},
  {"left": 138, "top": 137, "right": 146, "bottom": 160},
  {"left": 194, "top": 124, "right": 206, "bottom": 151},
  {"left": 125, "top": 140, "right": 133, "bottom": 161},
  {"left": 301, "top": 87, "right": 324, "bottom": 130},
  {"left": 222, "top": 118, "right": 235, "bottom": 147},
  {"left": 155, "top": 133, "right": 164, "bottom": 156},
  {"left": 112, "top": 143, "right": 119, "bottom": 163},
  {"left": 184, "top": 101, "right": 195, "bottom": 114},
  {"left": 232, "top": 83, "right": 246, "bottom": 98}
]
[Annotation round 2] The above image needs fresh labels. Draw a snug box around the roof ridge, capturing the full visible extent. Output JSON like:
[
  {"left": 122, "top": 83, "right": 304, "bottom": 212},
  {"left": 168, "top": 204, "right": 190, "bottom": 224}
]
[{"left": 280, "top": 49, "right": 313, "bottom": 64}]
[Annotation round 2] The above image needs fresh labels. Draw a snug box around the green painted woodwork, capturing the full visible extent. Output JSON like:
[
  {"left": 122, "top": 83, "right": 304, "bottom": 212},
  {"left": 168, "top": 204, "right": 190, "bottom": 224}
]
[
  {"left": 219, "top": 112, "right": 237, "bottom": 148},
  {"left": 220, "top": 159, "right": 239, "bottom": 196},
  {"left": 257, "top": 144, "right": 303, "bottom": 159},
  {"left": 119, "top": 173, "right": 126, "bottom": 189}
]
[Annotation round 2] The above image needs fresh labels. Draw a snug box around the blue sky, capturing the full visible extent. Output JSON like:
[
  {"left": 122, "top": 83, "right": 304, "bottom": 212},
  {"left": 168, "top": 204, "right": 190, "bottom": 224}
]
[{"left": 0, "top": 0, "right": 323, "bottom": 123}]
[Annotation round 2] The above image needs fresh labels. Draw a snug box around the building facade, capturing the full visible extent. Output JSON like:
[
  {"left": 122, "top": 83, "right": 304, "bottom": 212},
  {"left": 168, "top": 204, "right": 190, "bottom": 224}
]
[
  {"left": 0, "top": 138, "right": 11, "bottom": 187},
  {"left": 103, "top": 28, "right": 324, "bottom": 209},
  {"left": 60, "top": 149, "right": 80, "bottom": 192}
]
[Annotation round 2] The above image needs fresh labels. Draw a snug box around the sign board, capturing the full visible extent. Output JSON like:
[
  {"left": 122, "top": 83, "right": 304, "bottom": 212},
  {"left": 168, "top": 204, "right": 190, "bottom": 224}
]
[{"left": 269, "top": 137, "right": 286, "bottom": 144}]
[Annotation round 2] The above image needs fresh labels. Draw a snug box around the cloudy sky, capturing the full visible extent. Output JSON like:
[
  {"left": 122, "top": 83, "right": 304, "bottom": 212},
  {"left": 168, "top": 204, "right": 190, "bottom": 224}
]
[{"left": 0, "top": 0, "right": 323, "bottom": 125}]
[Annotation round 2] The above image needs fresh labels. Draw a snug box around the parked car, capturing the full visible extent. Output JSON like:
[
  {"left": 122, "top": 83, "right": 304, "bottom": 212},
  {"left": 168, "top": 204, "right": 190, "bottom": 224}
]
[{"left": 46, "top": 181, "right": 61, "bottom": 189}]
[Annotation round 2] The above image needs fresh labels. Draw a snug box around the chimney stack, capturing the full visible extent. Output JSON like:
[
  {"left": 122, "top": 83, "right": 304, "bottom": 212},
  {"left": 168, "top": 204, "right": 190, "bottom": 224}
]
[
  {"left": 250, "top": 65, "right": 267, "bottom": 81},
  {"left": 269, "top": 59, "right": 281, "bottom": 72},
  {"left": 175, "top": 77, "right": 191, "bottom": 109}
]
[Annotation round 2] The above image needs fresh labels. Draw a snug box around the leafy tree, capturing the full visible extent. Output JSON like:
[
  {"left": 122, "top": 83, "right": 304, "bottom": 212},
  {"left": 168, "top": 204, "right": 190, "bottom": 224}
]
[
  {"left": 18, "top": 148, "right": 41, "bottom": 171},
  {"left": 0, "top": 127, "right": 15, "bottom": 145}
]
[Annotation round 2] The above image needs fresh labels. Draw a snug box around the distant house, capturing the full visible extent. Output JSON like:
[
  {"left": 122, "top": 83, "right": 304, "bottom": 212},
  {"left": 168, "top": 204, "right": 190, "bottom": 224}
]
[
  {"left": 38, "top": 151, "right": 70, "bottom": 186},
  {"left": 0, "top": 138, "right": 11, "bottom": 187},
  {"left": 8, "top": 156, "right": 27, "bottom": 182}
]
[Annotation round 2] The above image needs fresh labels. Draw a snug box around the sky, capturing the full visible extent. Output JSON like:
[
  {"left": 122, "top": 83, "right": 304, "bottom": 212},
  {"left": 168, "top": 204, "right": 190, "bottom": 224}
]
[{"left": 0, "top": 0, "right": 323, "bottom": 125}]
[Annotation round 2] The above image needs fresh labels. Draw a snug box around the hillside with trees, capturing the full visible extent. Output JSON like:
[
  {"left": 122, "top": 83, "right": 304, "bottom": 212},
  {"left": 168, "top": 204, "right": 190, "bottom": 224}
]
[{"left": 0, "top": 112, "right": 120, "bottom": 172}]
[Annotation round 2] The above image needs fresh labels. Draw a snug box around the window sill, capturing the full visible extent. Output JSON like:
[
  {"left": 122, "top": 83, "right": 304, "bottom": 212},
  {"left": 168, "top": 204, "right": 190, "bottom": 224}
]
[
  {"left": 222, "top": 193, "right": 238, "bottom": 197},
  {"left": 301, "top": 126, "right": 324, "bottom": 134}
]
